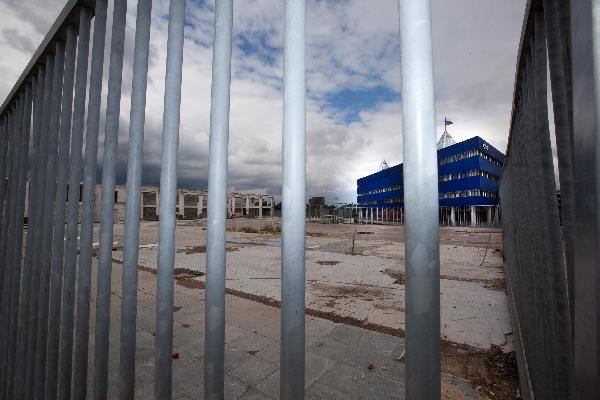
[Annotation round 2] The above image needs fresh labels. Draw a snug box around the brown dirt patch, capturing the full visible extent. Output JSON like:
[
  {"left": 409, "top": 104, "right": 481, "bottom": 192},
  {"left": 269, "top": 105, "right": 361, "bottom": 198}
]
[
  {"left": 316, "top": 260, "right": 340, "bottom": 266},
  {"left": 442, "top": 342, "right": 518, "bottom": 400},
  {"left": 384, "top": 269, "right": 405, "bottom": 285},
  {"left": 177, "top": 245, "right": 206, "bottom": 254},
  {"left": 177, "top": 245, "right": 239, "bottom": 254},
  {"left": 311, "top": 282, "right": 385, "bottom": 298},
  {"left": 384, "top": 268, "right": 506, "bottom": 292}
]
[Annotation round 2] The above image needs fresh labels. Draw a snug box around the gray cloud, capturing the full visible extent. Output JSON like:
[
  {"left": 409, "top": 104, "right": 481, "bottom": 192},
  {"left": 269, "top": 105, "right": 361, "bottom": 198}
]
[
  {"left": 2, "top": 28, "right": 36, "bottom": 53},
  {"left": 0, "top": 0, "right": 527, "bottom": 204}
]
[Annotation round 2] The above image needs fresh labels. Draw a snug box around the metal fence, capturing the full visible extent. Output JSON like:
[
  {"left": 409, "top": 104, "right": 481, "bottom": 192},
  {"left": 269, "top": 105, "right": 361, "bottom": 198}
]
[
  {"left": 0, "top": 0, "right": 440, "bottom": 399},
  {"left": 500, "top": 0, "right": 600, "bottom": 399}
]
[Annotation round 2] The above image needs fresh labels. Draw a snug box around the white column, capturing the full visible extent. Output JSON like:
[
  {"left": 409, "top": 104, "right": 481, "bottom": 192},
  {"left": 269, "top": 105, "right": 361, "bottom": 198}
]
[
  {"left": 259, "top": 195, "right": 263, "bottom": 218},
  {"left": 178, "top": 191, "right": 184, "bottom": 219},
  {"left": 471, "top": 206, "right": 477, "bottom": 227},
  {"left": 198, "top": 194, "right": 203, "bottom": 218},
  {"left": 245, "top": 196, "right": 250, "bottom": 216},
  {"left": 450, "top": 206, "right": 455, "bottom": 226}
]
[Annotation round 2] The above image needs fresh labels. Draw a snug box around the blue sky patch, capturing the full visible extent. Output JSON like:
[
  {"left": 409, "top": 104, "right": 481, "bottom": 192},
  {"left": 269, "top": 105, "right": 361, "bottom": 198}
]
[
  {"left": 325, "top": 86, "right": 399, "bottom": 123},
  {"left": 236, "top": 33, "right": 279, "bottom": 66}
]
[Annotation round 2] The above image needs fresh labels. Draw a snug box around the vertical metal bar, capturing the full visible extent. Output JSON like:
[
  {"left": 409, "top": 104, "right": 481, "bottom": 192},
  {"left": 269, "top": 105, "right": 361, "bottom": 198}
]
[
  {"left": 280, "top": 0, "right": 306, "bottom": 398},
  {"left": 398, "top": 0, "right": 441, "bottom": 398},
  {"left": 154, "top": 2, "right": 186, "bottom": 398},
  {"left": 33, "top": 39, "right": 66, "bottom": 400},
  {"left": 533, "top": 9, "right": 573, "bottom": 398},
  {"left": 94, "top": 0, "right": 128, "bottom": 398},
  {"left": 0, "top": 112, "right": 10, "bottom": 241},
  {"left": 73, "top": 1, "right": 107, "bottom": 398},
  {"left": 543, "top": 0, "right": 576, "bottom": 319},
  {"left": 572, "top": 0, "right": 600, "bottom": 397},
  {"left": 119, "top": 1, "right": 152, "bottom": 398},
  {"left": 45, "top": 25, "right": 78, "bottom": 400},
  {"left": 2, "top": 98, "right": 22, "bottom": 400},
  {"left": 15, "top": 67, "right": 44, "bottom": 400},
  {"left": 7, "top": 82, "right": 33, "bottom": 400},
  {"left": 25, "top": 54, "right": 54, "bottom": 400},
  {"left": 204, "top": 1, "right": 233, "bottom": 397},
  {"left": 59, "top": 9, "right": 91, "bottom": 400},
  {"left": 0, "top": 98, "right": 23, "bottom": 400}
]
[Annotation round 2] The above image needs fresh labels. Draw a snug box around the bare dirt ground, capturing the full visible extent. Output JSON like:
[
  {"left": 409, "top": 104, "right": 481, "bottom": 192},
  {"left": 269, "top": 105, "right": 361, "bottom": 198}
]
[{"left": 98, "top": 218, "right": 517, "bottom": 399}]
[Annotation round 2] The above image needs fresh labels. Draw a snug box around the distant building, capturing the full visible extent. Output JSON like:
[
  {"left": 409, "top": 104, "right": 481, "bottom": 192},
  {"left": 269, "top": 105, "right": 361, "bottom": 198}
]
[
  {"left": 308, "top": 196, "right": 327, "bottom": 220},
  {"left": 356, "top": 133, "right": 504, "bottom": 226}
]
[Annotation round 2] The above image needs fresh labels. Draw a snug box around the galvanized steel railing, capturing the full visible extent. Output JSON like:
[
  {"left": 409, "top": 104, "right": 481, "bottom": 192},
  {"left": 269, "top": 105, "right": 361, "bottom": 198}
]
[
  {"left": 0, "top": 0, "right": 440, "bottom": 399},
  {"left": 501, "top": 0, "right": 600, "bottom": 399}
]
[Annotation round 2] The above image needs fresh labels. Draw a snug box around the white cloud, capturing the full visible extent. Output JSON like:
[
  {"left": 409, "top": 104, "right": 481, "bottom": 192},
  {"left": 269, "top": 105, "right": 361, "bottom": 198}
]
[{"left": 0, "top": 0, "right": 526, "bottom": 204}]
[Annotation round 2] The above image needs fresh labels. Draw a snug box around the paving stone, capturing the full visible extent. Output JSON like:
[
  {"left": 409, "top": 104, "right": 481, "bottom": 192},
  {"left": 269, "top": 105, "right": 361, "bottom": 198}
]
[
  {"left": 229, "top": 331, "right": 275, "bottom": 354},
  {"left": 225, "top": 346, "right": 252, "bottom": 372},
  {"left": 305, "top": 351, "right": 336, "bottom": 381},
  {"left": 172, "top": 320, "right": 204, "bottom": 358},
  {"left": 324, "top": 324, "right": 370, "bottom": 346},
  {"left": 255, "top": 340, "right": 280, "bottom": 364},
  {"left": 307, "top": 338, "right": 349, "bottom": 363},
  {"left": 226, "top": 324, "right": 248, "bottom": 343},
  {"left": 172, "top": 355, "right": 204, "bottom": 399},
  {"left": 311, "top": 361, "right": 402, "bottom": 400},
  {"left": 255, "top": 369, "right": 316, "bottom": 399},
  {"left": 237, "top": 387, "right": 275, "bottom": 399},
  {"left": 225, "top": 373, "right": 250, "bottom": 398},
  {"left": 231, "top": 356, "right": 278, "bottom": 386}
]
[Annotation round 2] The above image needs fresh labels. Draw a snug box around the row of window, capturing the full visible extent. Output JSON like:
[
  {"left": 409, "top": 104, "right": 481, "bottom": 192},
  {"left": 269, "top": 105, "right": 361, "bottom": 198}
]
[
  {"left": 357, "top": 184, "right": 402, "bottom": 196},
  {"left": 439, "top": 169, "right": 499, "bottom": 183},
  {"left": 384, "top": 197, "right": 403, "bottom": 204},
  {"left": 438, "top": 149, "right": 502, "bottom": 167},
  {"left": 440, "top": 190, "right": 498, "bottom": 199},
  {"left": 358, "top": 197, "right": 404, "bottom": 206},
  {"left": 357, "top": 200, "right": 379, "bottom": 206}
]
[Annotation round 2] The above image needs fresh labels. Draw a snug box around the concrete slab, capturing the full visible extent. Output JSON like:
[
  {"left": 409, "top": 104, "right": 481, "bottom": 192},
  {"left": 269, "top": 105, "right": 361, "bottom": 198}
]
[
  {"left": 113, "top": 242, "right": 511, "bottom": 350},
  {"left": 89, "top": 221, "right": 515, "bottom": 399}
]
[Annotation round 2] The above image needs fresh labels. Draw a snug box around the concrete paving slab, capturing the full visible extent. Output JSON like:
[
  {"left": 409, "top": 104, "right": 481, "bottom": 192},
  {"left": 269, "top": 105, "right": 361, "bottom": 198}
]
[
  {"left": 85, "top": 221, "right": 515, "bottom": 399},
  {"left": 231, "top": 356, "right": 279, "bottom": 386},
  {"left": 112, "top": 226, "right": 512, "bottom": 350}
]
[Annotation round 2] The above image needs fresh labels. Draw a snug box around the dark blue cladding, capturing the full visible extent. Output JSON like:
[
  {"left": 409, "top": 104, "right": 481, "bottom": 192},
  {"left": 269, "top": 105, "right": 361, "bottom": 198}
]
[{"left": 357, "top": 135, "right": 504, "bottom": 208}]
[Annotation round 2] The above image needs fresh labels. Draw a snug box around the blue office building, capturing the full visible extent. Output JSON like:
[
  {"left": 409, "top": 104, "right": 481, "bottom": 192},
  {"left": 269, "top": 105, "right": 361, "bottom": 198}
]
[{"left": 356, "top": 132, "right": 505, "bottom": 226}]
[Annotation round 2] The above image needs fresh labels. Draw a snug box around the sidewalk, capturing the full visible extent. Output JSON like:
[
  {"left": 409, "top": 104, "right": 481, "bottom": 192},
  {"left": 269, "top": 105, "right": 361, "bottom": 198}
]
[{"left": 86, "top": 257, "right": 483, "bottom": 399}]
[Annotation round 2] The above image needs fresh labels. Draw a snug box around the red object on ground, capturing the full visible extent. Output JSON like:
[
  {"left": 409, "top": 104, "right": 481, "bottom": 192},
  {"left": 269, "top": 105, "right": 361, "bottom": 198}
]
[
  {"left": 367, "top": 363, "right": 374, "bottom": 370},
  {"left": 172, "top": 352, "right": 180, "bottom": 359}
]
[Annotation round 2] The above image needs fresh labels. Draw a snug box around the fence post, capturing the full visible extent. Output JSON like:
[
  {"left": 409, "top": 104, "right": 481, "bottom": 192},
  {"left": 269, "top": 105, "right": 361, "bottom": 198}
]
[
  {"left": 204, "top": 0, "right": 233, "bottom": 398},
  {"left": 33, "top": 40, "right": 66, "bottom": 400},
  {"left": 280, "top": 0, "right": 306, "bottom": 398},
  {"left": 25, "top": 54, "right": 55, "bottom": 400},
  {"left": 119, "top": 1, "right": 152, "bottom": 398},
  {"left": 0, "top": 96, "right": 24, "bottom": 400},
  {"left": 7, "top": 82, "right": 33, "bottom": 400},
  {"left": 155, "top": 2, "right": 186, "bottom": 399},
  {"left": 46, "top": 26, "right": 78, "bottom": 400},
  {"left": 14, "top": 68, "right": 43, "bottom": 400},
  {"left": 74, "top": 1, "right": 108, "bottom": 398},
  {"left": 59, "top": 8, "right": 92, "bottom": 400},
  {"left": 571, "top": 0, "right": 600, "bottom": 397},
  {"left": 398, "top": 0, "right": 441, "bottom": 398}
]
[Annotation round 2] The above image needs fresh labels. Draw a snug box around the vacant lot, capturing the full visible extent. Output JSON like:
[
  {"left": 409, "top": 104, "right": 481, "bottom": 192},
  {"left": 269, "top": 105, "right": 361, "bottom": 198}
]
[{"left": 90, "top": 219, "right": 516, "bottom": 399}]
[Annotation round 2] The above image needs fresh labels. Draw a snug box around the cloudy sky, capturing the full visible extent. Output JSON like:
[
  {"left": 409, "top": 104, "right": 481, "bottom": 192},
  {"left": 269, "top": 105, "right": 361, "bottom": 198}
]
[{"left": 0, "top": 0, "right": 527, "bottom": 203}]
